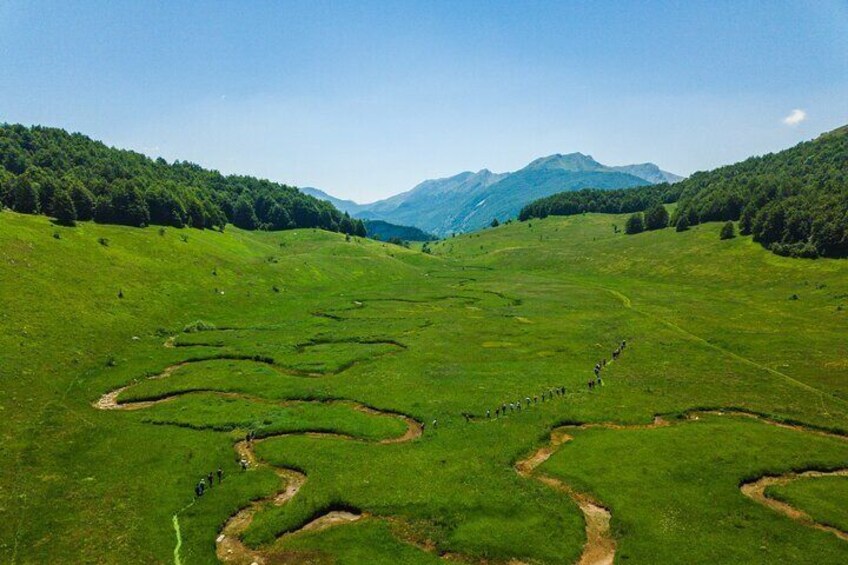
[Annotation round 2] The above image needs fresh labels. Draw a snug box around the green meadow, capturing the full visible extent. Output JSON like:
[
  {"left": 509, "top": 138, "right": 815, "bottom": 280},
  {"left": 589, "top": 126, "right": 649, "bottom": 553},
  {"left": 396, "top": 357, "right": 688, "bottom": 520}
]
[{"left": 1, "top": 209, "right": 846, "bottom": 564}]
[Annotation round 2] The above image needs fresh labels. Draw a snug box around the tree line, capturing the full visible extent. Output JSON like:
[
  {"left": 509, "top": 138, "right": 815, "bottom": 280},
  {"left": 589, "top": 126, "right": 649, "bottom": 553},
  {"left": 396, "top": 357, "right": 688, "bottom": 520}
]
[
  {"left": 518, "top": 125, "right": 848, "bottom": 258},
  {"left": 0, "top": 124, "right": 367, "bottom": 236},
  {"left": 518, "top": 183, "right": 683, "bottom": 222}
]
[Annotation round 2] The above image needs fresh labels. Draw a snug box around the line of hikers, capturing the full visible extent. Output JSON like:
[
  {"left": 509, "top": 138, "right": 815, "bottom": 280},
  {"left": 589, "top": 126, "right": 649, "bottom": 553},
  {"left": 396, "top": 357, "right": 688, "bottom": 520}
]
[
  {"left": 485, "top": 386, "right": 568, "bottom": 419},
  {"left": 194, "top": 467, "right": 224, "bottom": 497},
  {"left": 589, "top": 339, "right": 626, "bottom": 390}
]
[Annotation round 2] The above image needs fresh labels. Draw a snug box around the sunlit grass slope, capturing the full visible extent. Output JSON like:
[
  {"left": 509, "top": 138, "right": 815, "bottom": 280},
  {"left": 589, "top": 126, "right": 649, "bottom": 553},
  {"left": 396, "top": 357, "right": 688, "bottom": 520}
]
[{"left": 1, "top": 209, "right": 846, "bottom": 564}]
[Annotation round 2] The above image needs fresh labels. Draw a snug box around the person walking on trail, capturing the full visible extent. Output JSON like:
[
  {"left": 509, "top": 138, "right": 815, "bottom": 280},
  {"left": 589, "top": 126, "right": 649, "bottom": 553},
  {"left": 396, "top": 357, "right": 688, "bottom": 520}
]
[
  {"left": 198, "top": 479, "right": 206, "bottom": 496},
  {"left": 208, "top": 472, "right": 215, "bottom": 487},
  {"left": 432, "top": 419, "right": 438, "bottom": 428},
  {"left": 217, "top": 468, "right": 224, "bottom": 483},
  {"left": 240, "top": 458, "right": 249, "bottom": 471},
  {"left": 486, "top": 409, "right": 491, "bottom": 419},
  {"left": 526, "top": 397, "right": 531, "bottom": 406}
]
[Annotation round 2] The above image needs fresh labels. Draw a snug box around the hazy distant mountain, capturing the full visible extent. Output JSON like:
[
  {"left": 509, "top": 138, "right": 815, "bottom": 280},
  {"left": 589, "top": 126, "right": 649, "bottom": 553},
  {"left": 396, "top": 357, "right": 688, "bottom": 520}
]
[
  {"left": 610, "top": 163, "right": 683, "bottom": 184},
  {"left": 300, "top": 187, "right": 366, "bottom": 216},
  {"left": 303, "top": 154, "right": 681, "bottom": 237},
  {"left": 356, "top": 169, "right": 509, "bottom": 236}
]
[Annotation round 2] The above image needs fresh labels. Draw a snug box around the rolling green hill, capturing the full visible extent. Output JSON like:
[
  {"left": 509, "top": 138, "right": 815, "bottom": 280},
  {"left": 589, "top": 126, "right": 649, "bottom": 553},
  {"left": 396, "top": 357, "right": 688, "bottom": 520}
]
[
  {"left": 1, "top": 207, "right": 847, "bottom": 564},
  {"left": 0, "top": 124, "right": 366, "bottom": 236}
]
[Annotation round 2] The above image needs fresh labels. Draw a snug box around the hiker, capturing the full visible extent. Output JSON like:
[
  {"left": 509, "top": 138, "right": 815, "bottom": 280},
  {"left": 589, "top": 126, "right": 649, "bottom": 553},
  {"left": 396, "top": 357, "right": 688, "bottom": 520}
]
[
  {"left": 602, "top": 358, "right": 607, "bottom": 367},
  {"left": 194, "top": 483, "right": 201, "bottom": 497},
  {"left": 621, "top": 339, "right": 626, "bottom": 349},
  {"left": 526, "top": 397, "right": 531, "bottom": 406},
  {"left": 588, "top": 380, "right": 594, "bottom": 390},
  {"left": 516, "top": 401, "right": 521, "bottom": 412},
  {"left": 207, "top": 472, "right": 215, "bottom": 487},
  {"left": 486, "top": 409, "right": 491, "bottom": 418},
  {"left": 198, "top": 479, "right": 206, "bottom": 496},
  {"left": 534, "top": 395, "right": 538, "bottom": 404},
  {"left": 432, "top": 419, "right": 438, "bottom": 428},
  {"left": 217, "top": 468, "right": 224, "bottom": 483},
  {"left": 239, "top": 458, "right": 249, "bottom": 471}
]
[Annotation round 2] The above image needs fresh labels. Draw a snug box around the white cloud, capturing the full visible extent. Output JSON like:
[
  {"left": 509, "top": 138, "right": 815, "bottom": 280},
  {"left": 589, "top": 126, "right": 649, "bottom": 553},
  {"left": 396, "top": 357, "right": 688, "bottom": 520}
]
[{"left": 782, "top": 108, "right": 806, "bottom": 126}]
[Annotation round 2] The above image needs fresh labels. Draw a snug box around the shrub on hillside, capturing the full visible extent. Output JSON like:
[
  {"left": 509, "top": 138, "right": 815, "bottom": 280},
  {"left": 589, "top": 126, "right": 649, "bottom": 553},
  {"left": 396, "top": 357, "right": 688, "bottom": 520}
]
[
  {"left": 625, "top": 213, "right": 645, "bottom": 234},
  {"left": 644, "top": 203, "right": 669, "bottom": 230},
  {"left": 675, "top": 214, "right": 690, "bottom": 232},
  {"left": 720, "top": 221, "right": 736, "bottom": 240},
  {"left": 183, "top": 320, "right": 217, "bottom": 333}
]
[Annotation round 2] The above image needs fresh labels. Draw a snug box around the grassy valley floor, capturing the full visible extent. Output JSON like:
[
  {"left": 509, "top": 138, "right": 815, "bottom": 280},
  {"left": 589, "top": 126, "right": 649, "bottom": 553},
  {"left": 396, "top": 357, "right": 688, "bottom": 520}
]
[{"left": 1, "top": 210, "right": 846, "bottom": 563}]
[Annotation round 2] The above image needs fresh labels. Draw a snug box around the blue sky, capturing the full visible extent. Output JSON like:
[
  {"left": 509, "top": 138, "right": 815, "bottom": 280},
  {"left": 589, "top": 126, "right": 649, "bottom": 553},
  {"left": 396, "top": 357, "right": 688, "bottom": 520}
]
[{"left": 1, "top": 1, "right": 846, "bottom": 202}]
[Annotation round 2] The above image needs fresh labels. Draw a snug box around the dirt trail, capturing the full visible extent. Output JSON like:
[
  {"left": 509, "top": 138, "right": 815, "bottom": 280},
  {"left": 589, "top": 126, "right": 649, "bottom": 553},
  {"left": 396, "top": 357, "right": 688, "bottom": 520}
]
[
  {"left": 741, "top": 469, "right": 848, "bottom": 542},
  {"left": 92, "top": 348, "right": 423, "bottom": 565},
  {"left": 515, "top": 411, "right": 848, "bottom": 564}
]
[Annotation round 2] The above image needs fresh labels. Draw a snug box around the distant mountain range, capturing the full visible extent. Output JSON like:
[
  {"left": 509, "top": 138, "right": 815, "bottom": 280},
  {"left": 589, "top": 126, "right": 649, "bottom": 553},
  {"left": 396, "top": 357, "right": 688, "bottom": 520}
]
[{"left": 302, "top": 153, "right": 682, "bottom": 237}]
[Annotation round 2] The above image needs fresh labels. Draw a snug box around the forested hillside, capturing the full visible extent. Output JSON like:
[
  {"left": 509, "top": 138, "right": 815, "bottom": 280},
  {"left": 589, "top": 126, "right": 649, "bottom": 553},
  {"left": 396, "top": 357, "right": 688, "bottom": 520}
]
[
  {"left": 520, "top": 126, "right": 848, "bottom": 258},
  {"left": 518, "top": 183, "right": 683, "bottom": 221},
  {"left": 363, "top": 219, "right": 435, "bottom": 242},
  {"left": 0, "top": 124, "right": 366, "bottom": 235}
]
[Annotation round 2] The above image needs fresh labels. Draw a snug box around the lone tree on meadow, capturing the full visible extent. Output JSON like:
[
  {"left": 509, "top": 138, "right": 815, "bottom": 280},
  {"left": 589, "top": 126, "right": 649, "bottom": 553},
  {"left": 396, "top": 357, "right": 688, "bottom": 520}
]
[
  {"left": 644, "top": 202, "right": 669, "bottom": 230},
  {"left": 625, "top": 213, "right": 644, "bottom": 234},
  {"left": 490, "top": 218, "right": 500, "bottom": 228},
  {"left": 720, "top": 221, "right": 736, "bottom": 240},
  {"left": 51, "top": 188, "right": 77, "bottom": 226},
  {"left": 675, "top": 214, "right": 690, "bottom": 232}
]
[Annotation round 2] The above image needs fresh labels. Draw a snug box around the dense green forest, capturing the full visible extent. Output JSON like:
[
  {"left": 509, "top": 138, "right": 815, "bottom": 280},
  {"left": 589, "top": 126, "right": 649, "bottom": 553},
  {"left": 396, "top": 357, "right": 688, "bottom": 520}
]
[
  {"left": 520, "top": 125, "right": 848, "bottom": 258},
  {"left": 363, "top": 219, "right": 436, "bottom": 242},
  {"left": 0, "top": 124, "right": 366, "bottom": 235},
  {"left": 518, "top": 183, "right": 682, "bottom": 221}
]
